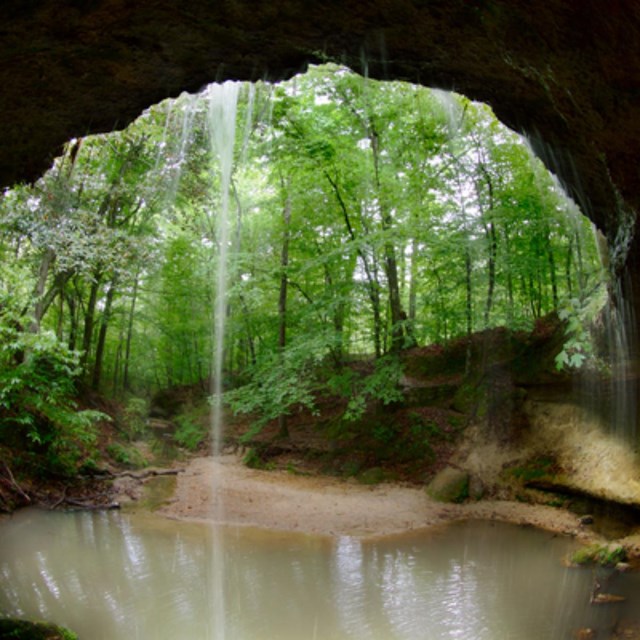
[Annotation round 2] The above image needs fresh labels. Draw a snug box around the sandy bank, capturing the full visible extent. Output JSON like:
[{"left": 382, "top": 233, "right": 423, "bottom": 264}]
[{"left": 158, "top": 455, "right": 598, "bottom": 541}]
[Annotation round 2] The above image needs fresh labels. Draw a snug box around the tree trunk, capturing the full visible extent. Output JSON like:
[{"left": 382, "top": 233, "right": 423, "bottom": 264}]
[
  {"left": 92, "top": 276, "right": 117, "bottom": 390},
  {"left": 277, "top": 186, "right": 292, "bottom": 438},
  {"left": 324, "top": 265, "right": 346, "bottom": 367},
  {"left": 408, "top": 236, "right": 418, "bottom": 325},
  {"left": 80, "top": 271, "right": 102, "bottom": 372},
  {"left": 545, "top": 225, "right": 559, "bottom": 309},
  {"left": 502, "top": 226, "right": 515, "bottom": 325},
  {"left": 369, "top": 122, "right": 409, "bottom": 352},
  {"left": 123, "top": 271, "right": 140, "bottom": 391},
  {"left": 483, "top": 220, "right": 497, "bottom": 326},
  {"left": 323, "top": 169, "right": 383, "bottom": 357},
  {"left": 383, "top": 238, "right": 406, "bottom": 351},
  {"left": 465, "top": 245, "right": 473, "bottom": 336},
  {"left": 66, "top": 287, "right": 79, "bottom": 351},
  {"left": 29, "top": 247, "right": 56, "bottom": 334}
]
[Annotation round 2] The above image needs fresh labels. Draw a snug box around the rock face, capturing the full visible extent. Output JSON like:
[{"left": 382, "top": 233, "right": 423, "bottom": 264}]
[{"left": 2, "top": 1, "right": 640, "bottom": 300}]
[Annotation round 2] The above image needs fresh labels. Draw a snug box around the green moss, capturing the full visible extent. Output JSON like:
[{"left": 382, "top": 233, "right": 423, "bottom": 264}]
[
  {"left": 242, "top": 447, "right": 275, "bottom": 470},
  {"left": 0, "top": 619, "right": 78, "bottom": 639},
  {"left": 426, "top": 467, "right": 470, "bottom": 503},
  {"left": 507, "top": 456, "right": 557, "bottom": 483},
  {"left": 570, "top": 543, "right": 627, "bottom": 567},
  {"left": 452, "top": 381, "right": 483, "bottom": 414}
]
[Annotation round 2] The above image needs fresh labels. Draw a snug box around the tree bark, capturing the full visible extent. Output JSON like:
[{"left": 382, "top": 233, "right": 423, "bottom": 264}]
[
  {"left": 123, "top": 270, "right": 140, "bottom": 391},
  {"left": 92, "top": 276, "right": 118, "bottom": 390},
  {"left": 80, "top": 270, "right": 102, "bottom": 372},
  {"left": 277, "top": 184, "right": 292, "bottom": 438},
  {"left": 29, "top": 247, "right": 56, "bottom": 334}
]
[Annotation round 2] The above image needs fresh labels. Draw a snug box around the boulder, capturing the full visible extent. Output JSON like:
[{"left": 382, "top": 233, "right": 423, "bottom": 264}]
[{"left": 426, "top": 466, "right": 469, "bottom": 503}]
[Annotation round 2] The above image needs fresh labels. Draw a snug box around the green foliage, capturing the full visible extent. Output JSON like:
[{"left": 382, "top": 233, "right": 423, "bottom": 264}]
[
  {"left": 507, "top": 456, "right": 558, "bottom": 483},
  {"left": 341, "top": 356, "right": 404, "bottom": 422},
  {"left": 106, "top": 442, "right": 147, "bottom": 468},
  {"left": 0, "top": 64, "right": 608, "bottom": 475},
  {"left": 242, "top": 447, "right": 272, "bottom": 469},
  {"left": 0, "top": 322, "right": 109, "bottom": 476},
  {"left": 122, "top": 396, "right": 149, "bottom": 438},
  {"left": 0, "top": 619, "right": 78, "bottom": 640},
  {"left": 173, "top": 406, "right": 208, "bottom": 451},
  {"left": 226, "top": 332, "right": 332, "bottom": 440},
  {"left": 555, "top": 288, "right": 607, "bottom": 371},
  {"left": 570, "top": 543, "right": 627, "bottom": 567},
  {"left": 357, "top": 466, "right": 386, "bottom": 485}
]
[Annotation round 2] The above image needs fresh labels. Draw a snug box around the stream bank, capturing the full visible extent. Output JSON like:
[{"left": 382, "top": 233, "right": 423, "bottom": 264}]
[{"left": 154, "top": 453, "right": 596, "bottom": 540}]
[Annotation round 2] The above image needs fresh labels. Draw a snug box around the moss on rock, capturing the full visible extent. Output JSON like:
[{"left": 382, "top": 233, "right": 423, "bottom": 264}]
[
  {"left": 0, "top": 619, "right": 78, "bottom": 640},
  {"left": 569, "top": 543, "right": 627, "bottom": 568},
  {"left": 426, "top": 466, "right": 469, "bottom": 503}
]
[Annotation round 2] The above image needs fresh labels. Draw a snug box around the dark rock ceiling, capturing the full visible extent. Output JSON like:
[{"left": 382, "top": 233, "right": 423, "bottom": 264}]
[{"left": 1, "top": 0, "right": 639, "bottom": 259}]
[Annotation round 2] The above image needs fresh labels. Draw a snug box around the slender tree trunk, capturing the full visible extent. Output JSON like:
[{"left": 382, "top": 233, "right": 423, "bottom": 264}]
[
  {"left": 370, "top": 123, "right": 409, "bottom": 352},
  {"left": 81, "top": 271, "right": 103, "bottom": 372},
  {"left": 503, "top": 226, "right": 515, "bottom": 325},
  {"left": 528, "top": 272, "right": 542, "bottom": 319},
  {"left": 369, "top": 261, "right": 383, "bottom": 358},
  {"left": 475, "top": 163, "right": 497, "bottom": 328},
  {"left": 112, "top": 324, "right": 124, "bottom": 394},
  {"left": 574, "top": 229, "right": 587, "bottom": 300},
  {"left": 565, "top": 234, "right": 574, "bottom": 299},
  {"left": 92, "top": 276, "right": 118, "bottom": 390},
  {"left": 277, "top": 186, "right": 292, "bottom": 438},
  {"left": 483, "top": 220, "right": 498, "bottom": 326},
  {"left": 66, "top": 289, "right": 78, "bottom": 351},
  {"left": 465, "top": 246, "right": 473, "bottom": 336},
  {"left": 323, "top": 265, "right": 345, "bottom": 367},
  {"left": 29, "top": 247, "right": 56, "bottom": 334},
  {"left": 238, "top": 293, "right": 256, "bottom": 366},
  {"left": 408, "top": 236, "right": 418, "bottom": 325},
  {"left": 545, "top": 226, "right": 559, "bottom": 309},
  {"left": 433, "top": 268, "right": 448, "bottom": 342},
  {"left": 383, "top": 238, "right": 406, "bottom": 351},
  {"left": 56, "top": 288, "right": 65, "bottom": 340},
  {"left": 323, "top": 169, "right": 382, "bottom": 357},
  {"left": 123, "top": 271, "right": 140, "bottom": 391}
]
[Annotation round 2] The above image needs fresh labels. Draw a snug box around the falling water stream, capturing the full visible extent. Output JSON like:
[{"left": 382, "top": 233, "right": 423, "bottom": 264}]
[{"left": 206, "top": 81, "right": 240, "bottom": 640}]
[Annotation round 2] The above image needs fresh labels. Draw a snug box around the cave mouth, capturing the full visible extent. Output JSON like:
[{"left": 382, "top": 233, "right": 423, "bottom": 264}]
[
  {"left": 0, "top": 64, "right": 610, "bottom": 397},
  {"left": 4, "top": 1, "right": 638, "bottom": 281}
]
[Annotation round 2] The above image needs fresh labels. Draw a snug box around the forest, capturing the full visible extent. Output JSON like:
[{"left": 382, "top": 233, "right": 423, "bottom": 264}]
[{"left": 0, "top": 64, "right": 605, "bottom": 482}]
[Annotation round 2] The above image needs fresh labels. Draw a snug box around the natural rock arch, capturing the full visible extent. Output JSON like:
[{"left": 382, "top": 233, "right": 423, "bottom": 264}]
[{"left": 2, "top": 1, "right": 639, "bottom": 292}]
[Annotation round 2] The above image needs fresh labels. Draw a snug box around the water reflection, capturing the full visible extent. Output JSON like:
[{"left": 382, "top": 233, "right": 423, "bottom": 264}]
[{"left": 0, "top": 509, "right": 639, "bottom": 639}]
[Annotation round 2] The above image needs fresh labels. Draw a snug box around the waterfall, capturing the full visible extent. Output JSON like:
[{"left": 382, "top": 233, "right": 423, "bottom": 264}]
[
  {"left": 528, "top": 136, "right": 639, "bottom": 447},
  {"left": 206, "top": 80, "right": 240, "bottom": 640},
  {"left": 600, "top": 208, "right": 638, "bottom": 445}
]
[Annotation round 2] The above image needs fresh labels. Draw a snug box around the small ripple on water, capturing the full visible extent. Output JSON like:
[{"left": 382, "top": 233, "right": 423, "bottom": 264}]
[{"left": 0, "top": 511, "right": 639, "bottom": 640}]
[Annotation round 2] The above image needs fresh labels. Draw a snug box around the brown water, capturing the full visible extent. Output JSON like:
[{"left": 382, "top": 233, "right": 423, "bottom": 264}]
[{"left": 1, "top": 508, "right": 639, "bottom": 639}]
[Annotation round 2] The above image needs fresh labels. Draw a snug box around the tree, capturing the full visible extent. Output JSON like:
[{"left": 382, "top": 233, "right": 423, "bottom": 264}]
[{"left": 0, "top": 65, "right": 605, "bottom": 451}]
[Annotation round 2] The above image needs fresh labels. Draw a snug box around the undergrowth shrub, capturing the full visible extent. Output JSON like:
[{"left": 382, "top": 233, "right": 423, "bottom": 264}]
[
  {"left": 0, "top": 323, "right": 108, "bottom": 477},
  {"left": 106, "top": 442, "right": 147, "bottom": 468},
  {"left": 122, "top": 396, "right": 149, "bottom": 439},
  {"left": 173, "top": 404, "right": 208, "bottom": 450}
]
